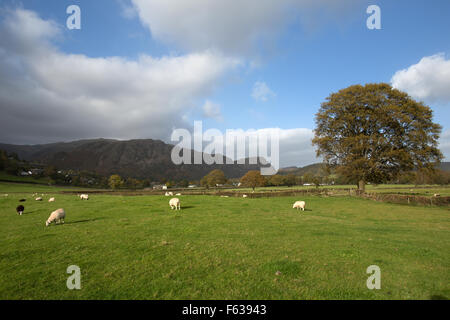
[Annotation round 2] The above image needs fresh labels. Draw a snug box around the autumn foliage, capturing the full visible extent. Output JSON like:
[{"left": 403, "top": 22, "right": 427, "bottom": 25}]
[{"left": 312, "top": 83, "right": 443, "bottom": 192}]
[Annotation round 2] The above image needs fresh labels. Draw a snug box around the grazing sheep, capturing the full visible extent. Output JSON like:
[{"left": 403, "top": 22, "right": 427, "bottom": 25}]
[
  {"left": 293, "top": 201, "right": 306, "bottom": 211},
  {"left": 48, "top": 197, "right": 55, "bottom": 202},
  {"left": 35, "top": 197, "right": 43, "bottom": 201},
  {"left": 220, "top": 195, "right": 229, "bottom": 198},
  {"left": 16, "top": 205, "right": 24, "bottom": 215},
  {"left": 242, "top": 194, "right": 248, "bottom": 198},
  {"left": 169, "top": 197, "right": 181, "bottom": 210},
  {"left": 434, "top": 194, "right": 440, "bottom": 197},
  {"left": 46, "top": 208, "right": 65, "bottom": 226},
  {"left": 80, "top": 194, "right": 89, "bottom": 200},
  {"left": 4, "top": 194, "right": 8, "bottom": 197},
  {"left": 176, "top": 193, "right": 181, "bottom": 196}
]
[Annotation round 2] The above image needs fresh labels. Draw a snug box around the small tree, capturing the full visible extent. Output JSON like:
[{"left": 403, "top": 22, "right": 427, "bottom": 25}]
[
  {"left": 312, "top": 176, "right": 321, "bottom": 188},
  {"left": 303, "top": 173, "right": 314, "bottom": 184},
  {"left": 5, "top": 161, "right": 18, "bottom": 175},
  {"left": 200, "top": 176, "right": 210, "bottom": 189},
  {"left": 125, "top": 178, "right": 143, "bottom": 189},
  {"left": 202, "top": 169, "right": 227, "bottom": 188},
  {"left": 284, "top": 174, "right": 297, "bottom": 187},
  {"left": 109, "top": 174, "right": 123, "bottom": 190},
  {"left": 0, "top": 150, "right": 7, "bottom": 171},
  {"left": 269, "top": 174, "right": 285, "bottom": 186},
  {"left": 240, "top": 170, "right": 266, "bottom": 191},
  {"left": 179, "top": 180, "right": 189, "bottom": 188},
  {"left": 44, "top": 165, "right": 58, "bottom": 179}
]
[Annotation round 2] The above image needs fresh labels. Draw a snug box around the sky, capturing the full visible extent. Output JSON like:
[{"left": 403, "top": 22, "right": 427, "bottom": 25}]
[{"left": 0, "top": 0, "right": 449, "bottom": 167}]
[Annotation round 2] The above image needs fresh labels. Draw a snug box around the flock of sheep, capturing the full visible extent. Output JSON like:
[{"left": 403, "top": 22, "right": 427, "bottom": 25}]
[
  {"left": 14, "top": 193, "right": 89, "bottom": 226},
  {"left": 166, "top": 191, "right": 306, "bottom": 211},
  {"left": 11, "top": 191, "right": 306, "bottom": 227}
]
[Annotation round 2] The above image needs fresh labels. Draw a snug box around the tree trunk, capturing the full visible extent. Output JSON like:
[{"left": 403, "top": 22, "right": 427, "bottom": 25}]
[{"left": 358, "top": 180, "right": 365, "bottom": 194}]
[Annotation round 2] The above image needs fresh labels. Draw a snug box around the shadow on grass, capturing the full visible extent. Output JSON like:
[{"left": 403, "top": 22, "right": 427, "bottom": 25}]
[
  {"left": 430, "top": 295, "right": 448, "bottom": 300},
  {"left": 180, "top": 205, "right": 194, "bottom": 209},
  {"left": 62, "top": 217, "right": 106, "bottom": 225},
  {"left": 17, "top": 210, "right": 37, "bottom": 215}
]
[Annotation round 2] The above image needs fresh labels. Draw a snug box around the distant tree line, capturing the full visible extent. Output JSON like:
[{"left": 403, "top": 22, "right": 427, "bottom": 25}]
[
  {"left": 1, "top": 148, "right": 448, "bottom": 190},
  {"left": 0, "top": 149, "right": 20, "bottom": 175}
]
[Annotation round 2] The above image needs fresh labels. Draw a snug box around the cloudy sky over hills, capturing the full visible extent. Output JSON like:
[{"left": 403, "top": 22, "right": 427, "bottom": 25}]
[{"left": 0, "top": 0, "right": 449, "bottom": 167}]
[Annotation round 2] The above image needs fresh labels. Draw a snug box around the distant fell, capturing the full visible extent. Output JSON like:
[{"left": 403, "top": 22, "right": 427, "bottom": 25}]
[{"left": 0, "top": 139, "right": 264, "bottom": 181}]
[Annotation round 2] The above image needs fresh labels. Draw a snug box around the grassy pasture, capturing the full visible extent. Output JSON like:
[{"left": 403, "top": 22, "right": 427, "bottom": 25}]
[
  {"left": 0, "top": 184, "right": 449, "bottom": 300},
  {"left": 0, "top": 182, "right": 94, "bottom": 193}
]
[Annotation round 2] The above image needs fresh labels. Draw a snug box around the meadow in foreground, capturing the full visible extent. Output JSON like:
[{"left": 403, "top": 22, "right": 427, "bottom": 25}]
[{"left": 0, "top": 187, "right": 448, "bottom": 299}]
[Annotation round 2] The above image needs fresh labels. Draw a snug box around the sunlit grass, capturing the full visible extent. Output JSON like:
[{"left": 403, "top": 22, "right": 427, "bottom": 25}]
[{"left": 0, "top": 185, "right": 448, "bottom": 300}]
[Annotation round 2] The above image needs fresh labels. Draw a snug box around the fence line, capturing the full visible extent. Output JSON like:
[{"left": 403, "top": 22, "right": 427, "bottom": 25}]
[
  {"left": 59, "top": 188, "right": 449, "bottom": 206},
  {"left": 359, "top": 192, "right": 449, "bottom": 207}
]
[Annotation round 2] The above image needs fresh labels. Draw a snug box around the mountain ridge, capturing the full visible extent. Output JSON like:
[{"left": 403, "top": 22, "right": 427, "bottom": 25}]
[{"left": 0, "top": 139, "right": 265, "bottom": 181}]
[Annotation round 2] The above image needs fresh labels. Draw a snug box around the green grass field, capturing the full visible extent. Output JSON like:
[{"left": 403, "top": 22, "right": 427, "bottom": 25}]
[
  {"left": 0, "top": 183, "right": 449, "bottom": 300},
  {"left": 0, "top": 182, "right": 95, "bottom": 193}
]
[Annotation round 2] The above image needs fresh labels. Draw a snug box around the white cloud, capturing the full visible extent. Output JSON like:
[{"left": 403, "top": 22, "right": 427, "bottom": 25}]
[
  {"left": 202, "top": 100, "right": 223, "bottom": 122},
  {"left": 251, "top": 81, "right": 276, "bottom": 102},
  {"left": 278, "top": 128, "right": 317, "bottom": 167},
  {"left": 130, "top": 0, "right": 362, "bottom": 56},
  {"left": 391, "top": 53, "right": 450, "bottom": 104},
  {"left": 0, "top": 8, "right": 241, "bottom": 144},
  {"left": 192, "top": 127, "right": 317, "bottom": 168},
  {"left": 117, "top": 0, "right": 138, "bottom": 19}
]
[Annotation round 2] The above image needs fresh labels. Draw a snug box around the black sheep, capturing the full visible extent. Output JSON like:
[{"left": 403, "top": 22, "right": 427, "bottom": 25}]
[{"left": 16, "top": 205, "right": 24, "bottom": 215}]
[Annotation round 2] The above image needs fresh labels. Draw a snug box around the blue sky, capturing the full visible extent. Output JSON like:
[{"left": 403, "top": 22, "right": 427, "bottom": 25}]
[{"left": 0, "top": 0, "right": 449, "bottom": 166}]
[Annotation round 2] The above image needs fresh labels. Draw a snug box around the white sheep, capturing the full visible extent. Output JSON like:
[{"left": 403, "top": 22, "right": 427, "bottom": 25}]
[
  {"left": 80, "top": 194, "right": 89, "bottom": 200},
  {"left": 242, "top": 194, "right": 248, "bottom": 198},
  {"left": 48, "top": 197, "right": 55, "bottom": 202},
  {"left": 176, "top": 193, "right": 181, "bottom": 196},
  {"left": 46, "top": 208, "right": 65, "bottom": 226},
  {"left": 169, "top": 197, "right": 181, "bottom": 210},
  {"left": 434, "top": 193, "right": 440, "bottom": 197},
  {"left": 293, "top": 201, "right": 306, "bottom": 211},
  {"left": 35, "top": 197, "right": 43, "bottom": 201}
]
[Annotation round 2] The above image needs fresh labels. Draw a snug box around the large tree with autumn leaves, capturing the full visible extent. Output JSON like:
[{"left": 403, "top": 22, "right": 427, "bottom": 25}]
[{"left": 312, "top": 83, "right": 443, "bottom": 192}]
